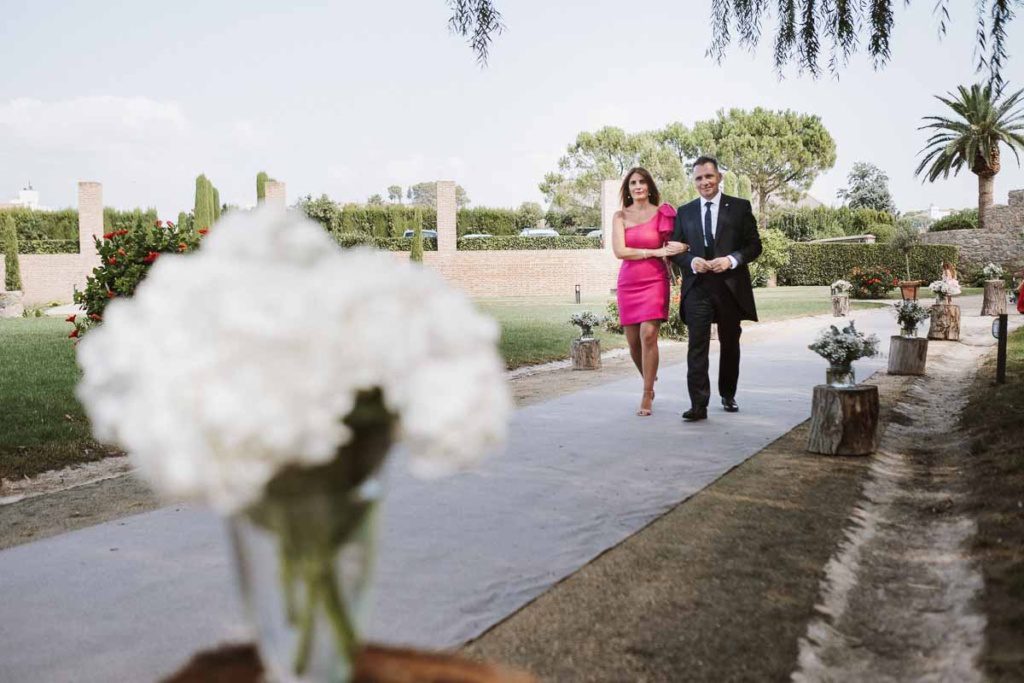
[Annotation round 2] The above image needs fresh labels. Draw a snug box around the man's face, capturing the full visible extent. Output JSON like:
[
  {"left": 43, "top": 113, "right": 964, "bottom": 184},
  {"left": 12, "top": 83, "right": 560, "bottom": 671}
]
[{"left": 693, "top": 163, "right": 722, "bottom": 200}]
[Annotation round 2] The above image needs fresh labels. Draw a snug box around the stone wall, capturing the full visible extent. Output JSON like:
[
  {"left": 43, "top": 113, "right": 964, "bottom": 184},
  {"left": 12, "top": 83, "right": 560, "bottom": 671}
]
[{"left": 920, "top": 189, "right": 1024, "bottom": 271}]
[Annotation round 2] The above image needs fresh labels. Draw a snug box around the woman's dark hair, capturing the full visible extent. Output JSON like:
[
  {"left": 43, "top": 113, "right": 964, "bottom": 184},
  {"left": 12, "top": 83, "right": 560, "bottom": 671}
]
[{"left": 620, "top": 167, "right": 661, "bottom": 208}]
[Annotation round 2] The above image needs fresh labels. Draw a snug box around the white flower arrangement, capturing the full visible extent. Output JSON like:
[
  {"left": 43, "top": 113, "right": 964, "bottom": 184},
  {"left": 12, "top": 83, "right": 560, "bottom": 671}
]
[
  {"left": 830, "top": 279, "right": 853, "bottom": 295},
  {"left": 929, "top": 277, "right": 962, "bottom": 298},
  {"left": 892, "top": 299, "right": 931, "bottom": 333},
  {"left": 982, "top": 262, "right": 1005, "bottom": 280},
  {"left": 75, "top": 208, "right": 511, "bottom": 514},
  {"left": 570, "top": 311, "right": 605, "bottom": 339},
  {"left": 808, "top": 320, "right": 880, "bottom": 367}
]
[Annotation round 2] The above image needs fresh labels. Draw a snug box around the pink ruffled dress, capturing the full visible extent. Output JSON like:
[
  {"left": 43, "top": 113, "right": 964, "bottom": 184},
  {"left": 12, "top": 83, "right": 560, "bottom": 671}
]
[{"left": 617, "top": 203, "right": 676, "bottom": 325}]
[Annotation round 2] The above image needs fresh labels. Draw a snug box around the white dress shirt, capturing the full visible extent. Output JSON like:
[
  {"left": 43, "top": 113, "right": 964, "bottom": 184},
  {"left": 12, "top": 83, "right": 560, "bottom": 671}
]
[{"left": 693, "top": 191, "right": 738, "bottom": 272}]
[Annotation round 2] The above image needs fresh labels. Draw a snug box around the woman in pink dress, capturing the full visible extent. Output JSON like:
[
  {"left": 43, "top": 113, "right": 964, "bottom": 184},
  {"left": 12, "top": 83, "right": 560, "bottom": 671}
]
[{"left": 612, "top": 167, "right": 687, "bottom": 416}]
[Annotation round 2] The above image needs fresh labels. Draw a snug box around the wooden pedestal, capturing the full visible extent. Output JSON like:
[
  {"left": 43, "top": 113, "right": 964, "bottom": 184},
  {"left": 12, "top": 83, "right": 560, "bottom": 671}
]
[
  {"left": 571, "top": 338, "right": 601, "bottom": 370},
  {"left": 807, "top": 384, "right": 880, "bottom": 456},
  {"left": 927, "top": 304, "right": 960, "bottom": 341},
  {"left": 981, "top": 280, "right": 1007, "bottom": 316},
  {"left": 831, "top": 295, "right": 849, "bottom": 316},
  {"left": 887, "top": 336, "right": 928, "bottom": 375}
]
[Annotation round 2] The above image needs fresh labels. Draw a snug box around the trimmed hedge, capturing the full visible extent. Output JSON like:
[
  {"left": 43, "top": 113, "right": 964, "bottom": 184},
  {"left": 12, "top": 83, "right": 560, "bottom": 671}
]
[
  {"left": 1, "top": 207, "right": 161, "bottom": 241},
  {"left": 777, "top": 244, "right": 960, "bottom": 285},
  {"left": 767, "top": 206, "right": 896, "bottom": 242},
  {"left": 332, "top": 233, "right": 437, "bottom": 251},
  {"left": 457, "top": 236, "right": 601, "bottom": 251},
  {"left": 17, "top": 239, "right": 79, "bottom": 254}
]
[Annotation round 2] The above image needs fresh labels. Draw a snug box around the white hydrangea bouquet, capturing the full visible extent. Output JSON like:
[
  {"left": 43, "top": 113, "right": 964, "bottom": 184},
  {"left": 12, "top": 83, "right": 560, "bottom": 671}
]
[
  {"left": 982, "top": 262, "right": 1005, "bottom": 280},
  {"left": 569, "top": 311, "right": 605, "bottom": 339},
  {"left": 808, "top": 321, "right": 879, "bottom": 386},
  {"left": 75, "top": 208, "right": 510, "bottom": 681},
  {"left": 929, "top": 276, "right": 962, "bottom": 300},
  {"left": 830, "top": 279, "right": 853, "bottom": 296}
]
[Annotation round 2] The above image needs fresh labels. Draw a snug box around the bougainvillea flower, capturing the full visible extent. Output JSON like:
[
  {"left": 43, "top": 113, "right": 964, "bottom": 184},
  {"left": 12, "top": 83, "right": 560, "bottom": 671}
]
[
  {"left": 155, "top": 220, "right": 163, "bottom": 228},
  {"left": 115, "top": 230, "right": 129, "bottom": 237},
  {"left": 107, "top": 290, "right": 116, "bottom": 299},
  {"left": 143, "top": 251, "right": 159, "bottom": 264},
  {"left": 69, "top": 329, "right": 79, "bottom": 338},
  {"left": 117, "top": 248, "right": 126, "bottom": 256},
  {"left": 166, "top": 221, "right": 175, "bottom": 228},
  {"left": 66, "top": 314, "right": 76, "bottom": 323},
  {"left": 178, "top": 243, "right": 188, "bottom": 252},
  {"left": 103, "top": 232, "right": 116, "bottom": 240},
  {"left": 108, "top": 256, "right": 118, "bottom": 265},
  {"left": 89, "top": 313, "right": 102, "bottom": 321},
  {"left": 198, "top": 229, "right": 209, "bottom": 235}
]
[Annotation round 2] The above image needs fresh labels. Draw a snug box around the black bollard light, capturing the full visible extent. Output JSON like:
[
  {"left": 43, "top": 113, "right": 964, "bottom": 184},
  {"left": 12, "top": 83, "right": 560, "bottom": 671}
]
[
  {"left": 574, "top": 284, "right": 581, "bottom": 304},
  {"left": 993, "top": 314, "right": 1008, "bottom": 384}
]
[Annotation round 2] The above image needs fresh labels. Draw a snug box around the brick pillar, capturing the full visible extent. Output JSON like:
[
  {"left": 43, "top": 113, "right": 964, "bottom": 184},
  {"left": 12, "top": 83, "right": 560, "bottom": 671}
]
[
  {"left": 78, "top": 182, "right": 103, "bottom": 266},
  {"left": 265, "top": 181, "right": 286, "bottom": 209},
  {"left": 436, "top": 181, "right": 457, "bottom": 253},
  {"left": 600, "top": 179, "right": 620, "bottom": 253}
]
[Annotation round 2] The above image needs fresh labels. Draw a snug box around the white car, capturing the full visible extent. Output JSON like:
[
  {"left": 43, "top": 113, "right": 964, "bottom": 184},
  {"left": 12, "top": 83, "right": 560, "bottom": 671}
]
[
  {"left": 519, "top": 228, "right": 559, "bottom": 237},
  {"left": 402, "top": 229, "right": 437, "bottom": 239},
  {"left": 585, "top": 229, "right": 602, "bottom": 238},
  {"left": 461, "top": 233, "right": 492, "bottom": 239}
]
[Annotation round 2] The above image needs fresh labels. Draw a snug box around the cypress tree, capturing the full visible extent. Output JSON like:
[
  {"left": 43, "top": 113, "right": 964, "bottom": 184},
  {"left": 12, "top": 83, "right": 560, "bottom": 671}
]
[
  {"left": 256, "top": 171, "right": 269, "bottom": 203},
  {"left": 410, "top": 219, "right": 423, "bottom": 263},
  {"left": 213, "top": 187, "right": 221, "bottom": 221},
  {"left": 738, "top": 175, "right": 753, "bottom": 202},
  {"left": 194, "top": 175, "right": 214, "bottom": 231},
  {"left": 177, "top": 211, "right": 188, "bottom": 230},
  {"left": 723, "top": 171, "right": 739, "bottom": 196},
  {"left": 2, "top": 214, "right": 23, "bottom": 291}
]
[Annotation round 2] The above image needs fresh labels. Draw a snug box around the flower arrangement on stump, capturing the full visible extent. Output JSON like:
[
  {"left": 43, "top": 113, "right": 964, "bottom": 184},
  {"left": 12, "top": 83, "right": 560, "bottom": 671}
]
[
  {"left": 74, "top": 208, "right": 510, "bottom": 682},
  {"left": 569, "top": 311, "right": 605, "bottom": 339},
  {"left": 928, "top": 276, "right": 962, "bottom": 304},
  {"left": 808, "top": 320, "right": 880, "bottom": 387},
  {"left": 830, "top": 279, "right": 852, "bottom": 316},
  {"left": 892, "top": 300, "right": 931, "bottom": 337},
  {"left": 830, "top": 279, "right": 852, "bottom": 296},
  {"left": 70, "top": 218, "right": 204, "bottom": 337}
]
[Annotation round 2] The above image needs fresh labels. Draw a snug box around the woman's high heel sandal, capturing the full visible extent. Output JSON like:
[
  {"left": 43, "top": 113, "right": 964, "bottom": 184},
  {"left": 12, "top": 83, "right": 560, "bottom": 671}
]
[{"left": 637, "top": 390, "right": 655, "bottom": 416}]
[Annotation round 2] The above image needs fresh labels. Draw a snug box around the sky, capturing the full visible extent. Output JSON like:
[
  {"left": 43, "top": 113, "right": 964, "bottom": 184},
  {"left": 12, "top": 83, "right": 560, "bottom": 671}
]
[{"left": 2, "top": 0, "right": 1023, "bottom": 219}]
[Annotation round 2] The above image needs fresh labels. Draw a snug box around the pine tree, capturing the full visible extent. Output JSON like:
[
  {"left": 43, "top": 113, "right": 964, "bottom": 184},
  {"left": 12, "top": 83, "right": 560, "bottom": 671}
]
[
  {"left": 256, "top": 171, "right": 269, "bottom": 203},
  {"left": 2, "top": 214, "right": 23, "bottom": 291}
]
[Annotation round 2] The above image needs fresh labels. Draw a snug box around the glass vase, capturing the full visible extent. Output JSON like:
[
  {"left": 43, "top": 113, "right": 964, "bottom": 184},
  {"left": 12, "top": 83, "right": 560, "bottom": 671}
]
[
  {"left": 826, "top": 364, "right": 856, "bottom": 387},
  {"left": 231, "top": 478, "right": 382, "bottom": 683},
  {"left": 900, "top": 324, "right": 918, "bottom": 338}
]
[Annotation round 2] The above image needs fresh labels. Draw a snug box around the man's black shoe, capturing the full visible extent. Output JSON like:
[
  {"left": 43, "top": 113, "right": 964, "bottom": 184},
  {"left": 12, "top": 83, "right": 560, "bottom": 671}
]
[
  {"left": 722, "top": 397, "right": 739, "bottom": 413},
  {"left": 682, "top": 407, "right": 708, "bottom": 422}
]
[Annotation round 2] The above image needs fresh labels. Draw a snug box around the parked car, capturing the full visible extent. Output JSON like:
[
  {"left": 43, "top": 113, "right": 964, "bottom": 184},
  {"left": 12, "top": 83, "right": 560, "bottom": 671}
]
[
  {"left": 585, "top": 229, "right": 602, "bottom": 238},
  {"left": 461, "top": 233, "right": 492, "bottom": 239},
  {"left": 402, "top": 229, "right": 437, "bottom": 239},
  {"left": 519, "top": 228, "right": 559, "bottom": 237}
]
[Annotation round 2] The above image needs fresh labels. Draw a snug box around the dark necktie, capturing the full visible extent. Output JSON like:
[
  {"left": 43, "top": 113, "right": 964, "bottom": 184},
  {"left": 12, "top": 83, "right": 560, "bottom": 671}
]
[{"left": 703, "top": 201, "right": 715, "bottom": 258}]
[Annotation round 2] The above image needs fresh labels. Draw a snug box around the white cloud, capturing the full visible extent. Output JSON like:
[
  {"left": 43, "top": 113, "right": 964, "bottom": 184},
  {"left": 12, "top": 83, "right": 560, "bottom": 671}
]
[{"left": 0, "top": 96, "right": 188, "bottom": 153}]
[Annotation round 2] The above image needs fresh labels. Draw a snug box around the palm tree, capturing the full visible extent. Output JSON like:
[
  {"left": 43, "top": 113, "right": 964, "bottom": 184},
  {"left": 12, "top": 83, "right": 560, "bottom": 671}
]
[{"left": 916, "top": 83, "right": 1024, "bottom": 230}]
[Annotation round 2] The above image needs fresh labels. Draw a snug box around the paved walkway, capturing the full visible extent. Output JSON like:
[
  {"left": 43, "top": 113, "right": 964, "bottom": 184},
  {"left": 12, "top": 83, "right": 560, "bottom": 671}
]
[{"left": 0, "top": 302, "right": 962, "bottom": 682}]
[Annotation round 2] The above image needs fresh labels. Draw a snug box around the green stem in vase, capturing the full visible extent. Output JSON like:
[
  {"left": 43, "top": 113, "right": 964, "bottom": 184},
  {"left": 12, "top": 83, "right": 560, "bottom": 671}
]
[
  {"left": 321, "top": 560, "right": 359, "bottom": 665},
  {"left": 293, "top": 560, "right": 322, "bottom": 675}
]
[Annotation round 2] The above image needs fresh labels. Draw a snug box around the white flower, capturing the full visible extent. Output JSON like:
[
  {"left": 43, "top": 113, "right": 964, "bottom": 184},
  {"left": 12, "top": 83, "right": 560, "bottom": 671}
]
[
  {"left": 76, "top": 208, "right": 511, "bottom": 513},
  {"left": 929, "top": 277, "right": 962, "bottom": 297},
  {"left": 830, "top": 279, "right": 852, "bottom": 295},
  {"left": 982, "top": 262, "right": 1004, "bottom": 280}
]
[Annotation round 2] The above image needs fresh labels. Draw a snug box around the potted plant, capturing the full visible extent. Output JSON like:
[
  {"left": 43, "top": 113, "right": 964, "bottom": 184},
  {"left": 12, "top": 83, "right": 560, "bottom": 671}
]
[
  {"left": 891, "top": 223, "right": 923, "bottom": 300},
  {"left": 808, "top": 320, "right": 880, "bottom": 387},
  {"left": 830, "top": 279, "right": 852, "bottom": 316},
  {"left": 570, "top": 311, "right": 605, "bottom": 370}
]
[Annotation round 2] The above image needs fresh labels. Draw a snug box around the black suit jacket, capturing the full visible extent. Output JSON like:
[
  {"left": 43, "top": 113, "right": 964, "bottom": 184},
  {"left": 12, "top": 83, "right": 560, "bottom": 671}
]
[{"left": 669, "top": 194, "right": 762, "bottom": 322}]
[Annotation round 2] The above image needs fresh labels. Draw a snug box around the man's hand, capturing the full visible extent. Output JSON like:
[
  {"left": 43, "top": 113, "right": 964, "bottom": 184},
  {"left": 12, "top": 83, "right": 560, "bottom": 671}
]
[
  {"left": 664, "top": 241, "right": 687, "bottom": 256},
  {"left": 691, "top": 257, "right": 711, "bottom": 273},
  {"left": 708, "top": 257, "right": 733, "bottom": 273}
]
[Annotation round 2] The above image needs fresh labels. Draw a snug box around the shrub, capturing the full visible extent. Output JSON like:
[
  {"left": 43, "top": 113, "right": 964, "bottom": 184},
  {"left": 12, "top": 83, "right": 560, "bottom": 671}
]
[
  {"left": 749, "top": 228, "right": 791, "bottom": 287},
  {"left": 457, "top": 235, "right": 600, "bottom": 250},
  {"left": 332, "top": 233, "right": 437, "bottom": 251},
  {"left": 777, "top": 244, "right": 959, "bottom": 285},
  {"left": 71, "top": 217, "right": 204, "bottom": 337},
  {"left": 2, "top": 214, "right": 22, "bottom": 291},
  {"left": 929, "top": 209, "right": 978, "bottom": 232},
  {"left": 767, "top": 206, "right": 896, "bottom": 242},
  {"left": 18, "top": 239, "right": 78, "bottom": 254},
  {"left": 849, "top": 265, "right": 899, "bottom": 299}
]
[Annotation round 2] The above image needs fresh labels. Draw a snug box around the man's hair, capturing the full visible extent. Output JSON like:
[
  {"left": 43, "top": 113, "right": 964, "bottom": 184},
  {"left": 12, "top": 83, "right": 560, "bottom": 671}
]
[{"left": 691, "top": 156, "right": 720, "bottom": 172}]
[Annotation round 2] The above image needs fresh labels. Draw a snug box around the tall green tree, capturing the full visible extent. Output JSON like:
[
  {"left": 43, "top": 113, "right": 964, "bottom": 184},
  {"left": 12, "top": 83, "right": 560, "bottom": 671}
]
[
  {"left": 256, "top": 171, "right": 269, "bottom": 203},
  {"left": 410, "top": 221, "right": 424, "bottom": 263},
  {"left": 697, "top": 108, "right": 837, "bottom": 225},
  {"left": 194, "top": 175, "right": 215, "bottom": 231},
  {"left": 2, "top": 213, "right": 22, "bottom": 291},
  {"left": 213, "top": 187, "right": 221, "bottom": 221},
  {"left": 837, "top": 162, "right": 897, "bottom": 213},
  {"left": 176, "top": 211, "right": 189, "bottom": 230},
  {"left": 916, "top": 83, "right": 1024, "bottom": 230},
  {"left": 387, "top": 185, "right": 403, "bottom": 204}
]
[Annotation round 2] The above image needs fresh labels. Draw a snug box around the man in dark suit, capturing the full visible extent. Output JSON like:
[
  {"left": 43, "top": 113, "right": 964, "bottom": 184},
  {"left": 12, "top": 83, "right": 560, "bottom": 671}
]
[{"left": 668, "top": 156, "right": 762, "bottom": 421}]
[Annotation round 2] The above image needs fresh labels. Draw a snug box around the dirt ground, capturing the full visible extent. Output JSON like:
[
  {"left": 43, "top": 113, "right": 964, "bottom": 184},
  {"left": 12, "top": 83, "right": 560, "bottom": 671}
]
[{"left": 0, "top": 344, "right": 688, "bottom": 551}]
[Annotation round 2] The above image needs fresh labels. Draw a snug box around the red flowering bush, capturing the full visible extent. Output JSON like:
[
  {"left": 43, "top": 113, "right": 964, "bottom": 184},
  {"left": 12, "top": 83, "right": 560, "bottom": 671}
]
[
  {"left": 70, "top": 218, "right": 204, "bottom": 337},
  {"left": 848, "top": 265, "right": 899, "bottom": 299}
]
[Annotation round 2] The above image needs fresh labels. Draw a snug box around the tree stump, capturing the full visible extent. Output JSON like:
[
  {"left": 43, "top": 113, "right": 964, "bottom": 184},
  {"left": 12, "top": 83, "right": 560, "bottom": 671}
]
[
  {"left": 571, "top": 338, "right": 601, "bottom": 370},
  {"left": 887, "top": 336, "right": 928, "bottom": 375},
  {"left": 807, "top": 384, "right": 879, "bottom": 456},
  {"left": 927, "top": 304, "right": 961, "bottom": 341},
  {"left": 831, "top": 295, "right": 849, "bottom": 316},
  {"left": 981, "top": 280, "right": 1007, "bottom": 316},
  {"left": 0, "top": 291, "right": 24, "bottom": 319}
]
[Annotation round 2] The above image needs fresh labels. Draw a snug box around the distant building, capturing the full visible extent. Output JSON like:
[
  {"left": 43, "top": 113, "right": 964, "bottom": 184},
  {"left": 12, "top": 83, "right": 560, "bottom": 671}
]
[
  {"left": 927, "top": 204, "right": 953, "bottom": 220},
  {"left": 0, "top": 184, "right": 50, "bottom": 211}
]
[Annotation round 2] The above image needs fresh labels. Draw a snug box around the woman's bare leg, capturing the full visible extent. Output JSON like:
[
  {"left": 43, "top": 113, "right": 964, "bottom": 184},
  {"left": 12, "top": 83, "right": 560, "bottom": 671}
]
[
  {"left": 623, "top": 324, "right": 642, "bottom": 374},
  {"left": 638, "top": 321, "right": 661, "bottom": 414}
]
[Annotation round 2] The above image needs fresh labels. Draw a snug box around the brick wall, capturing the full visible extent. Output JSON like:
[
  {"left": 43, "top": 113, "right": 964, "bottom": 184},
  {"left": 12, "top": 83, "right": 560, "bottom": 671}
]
[{"left": 921, "top": 188, "right": 1024, "bottom": 270}]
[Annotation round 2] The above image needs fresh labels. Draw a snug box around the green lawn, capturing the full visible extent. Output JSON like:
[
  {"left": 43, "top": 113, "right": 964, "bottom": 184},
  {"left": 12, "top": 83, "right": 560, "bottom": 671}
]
[{"left": 0, "top": 318, "right": 114, "bottom": 480}]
